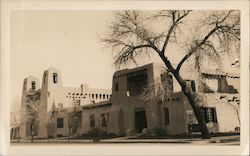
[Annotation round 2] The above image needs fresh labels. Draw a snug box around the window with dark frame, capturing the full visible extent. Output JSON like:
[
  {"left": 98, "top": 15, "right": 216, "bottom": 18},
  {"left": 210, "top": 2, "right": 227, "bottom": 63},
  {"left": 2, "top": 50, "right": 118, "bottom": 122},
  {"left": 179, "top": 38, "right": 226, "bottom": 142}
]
[
  {"left": 164, "top": 108, "right": 170, "bottom": 125},
  {"left": 127, "top": 70, "right": 148, "bottom": 96},
  {"left": 44, "top": 73, "right": 47, "bottom": 83},
  {"left": 101, "top": 113, "right": 109, "bottom": 127},
  {"left": 57, "top": 118, "right": 64, "bottom": 128},
  {"left": 200, "top": 107, "right": 217, "bottom": 123},
  {"left": 23, "top": 80, "right": 27, "bottom": 90},
  {"left": 31, "top": 81, "right": 36, "bottom": 90},
  {"left": 53, "top": 73, "right": 58, "bottom": 83},
  {"left": 90, "top": 114, "right": 95, "bottom": 128}
]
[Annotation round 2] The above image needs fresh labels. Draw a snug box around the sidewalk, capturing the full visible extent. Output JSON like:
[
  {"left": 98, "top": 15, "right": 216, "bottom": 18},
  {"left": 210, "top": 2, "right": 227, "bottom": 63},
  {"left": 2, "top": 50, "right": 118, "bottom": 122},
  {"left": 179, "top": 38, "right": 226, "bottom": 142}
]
[{"left": 10, "top": 135, "right": 240, "bottom": 145}]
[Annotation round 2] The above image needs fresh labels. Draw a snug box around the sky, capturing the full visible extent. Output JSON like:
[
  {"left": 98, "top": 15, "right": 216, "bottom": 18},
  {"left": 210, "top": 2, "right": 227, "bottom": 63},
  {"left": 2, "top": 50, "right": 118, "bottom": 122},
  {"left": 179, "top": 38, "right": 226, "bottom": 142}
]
[
  {"left": 10, "top": 11, "right": 117, "bottom": 104},
  {"left": 10, "top": 10, "right": 239, "bottom": 106}
]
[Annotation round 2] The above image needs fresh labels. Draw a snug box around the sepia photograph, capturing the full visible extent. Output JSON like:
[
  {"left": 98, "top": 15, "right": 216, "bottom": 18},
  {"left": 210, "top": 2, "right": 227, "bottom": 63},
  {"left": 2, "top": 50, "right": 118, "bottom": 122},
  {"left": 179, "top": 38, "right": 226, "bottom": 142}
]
[{"left": 1, "top": 0, "right": 249, "bottom": 156}]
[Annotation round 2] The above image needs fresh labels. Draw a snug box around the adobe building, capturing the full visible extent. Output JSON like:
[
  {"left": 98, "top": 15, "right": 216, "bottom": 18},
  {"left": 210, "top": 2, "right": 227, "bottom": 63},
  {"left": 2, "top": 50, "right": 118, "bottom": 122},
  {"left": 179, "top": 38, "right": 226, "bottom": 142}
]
[
  {"left": 107, "top": 63, "right": 240, "bottom": 135},
  {"left": 18, "top": 63, "right": 240, "bottom": 139},
  {"left": 19, "top": 67, "right": 111, "bottom": 139}
]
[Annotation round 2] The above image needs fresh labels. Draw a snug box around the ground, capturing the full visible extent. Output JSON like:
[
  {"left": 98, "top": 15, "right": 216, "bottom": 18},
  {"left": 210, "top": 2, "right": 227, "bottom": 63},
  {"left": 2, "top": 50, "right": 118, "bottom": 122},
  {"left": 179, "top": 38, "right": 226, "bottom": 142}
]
[{"left": 11, "top": 135, "right": 240, "bottom": 145}]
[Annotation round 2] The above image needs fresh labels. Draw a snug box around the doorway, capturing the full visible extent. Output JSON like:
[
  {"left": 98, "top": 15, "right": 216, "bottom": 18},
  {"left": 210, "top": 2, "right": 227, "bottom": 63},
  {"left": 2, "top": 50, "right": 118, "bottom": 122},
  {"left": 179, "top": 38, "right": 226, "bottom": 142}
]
[{"left": 135, "top": 108, "right": 147, "bottom": 133}]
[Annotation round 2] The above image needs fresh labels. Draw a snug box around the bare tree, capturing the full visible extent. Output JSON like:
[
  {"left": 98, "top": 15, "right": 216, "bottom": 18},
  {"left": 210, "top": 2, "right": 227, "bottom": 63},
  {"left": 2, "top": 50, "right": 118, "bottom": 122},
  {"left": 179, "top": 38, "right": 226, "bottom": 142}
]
[
  {"left": 66, "top": 106, "right": 80, "bottom": 142},
  {"left": 102, "top": 10, "right": 240, "bottom": 139},
  {"left": 10, "top": 102, "right": 22, "bottom": 142},
  {"left": 25, "top": 94, "right": 40, "bottom": 143},
  {"left": 25, "top": 92, "right": 49, "bottom": 142}
]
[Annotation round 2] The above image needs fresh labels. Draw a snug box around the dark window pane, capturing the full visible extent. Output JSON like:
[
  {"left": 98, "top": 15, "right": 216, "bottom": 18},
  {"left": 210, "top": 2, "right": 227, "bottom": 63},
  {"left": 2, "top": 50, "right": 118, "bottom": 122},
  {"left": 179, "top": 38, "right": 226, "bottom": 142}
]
[
  {"left": 90, "top": 115, "right": 95, "bottom": 128},
  {"left": 127, "top": 70, "right": 148, "bottom": 96},
  {"left": 53, "top": 73, "right": 58, "bottom": 83},
  {"left": 31, "top": 81, "right": 36, "bottom": 90},
  {"left": 101, "top": 114, "right": 107, "bottom": 127},
  {"left": 57, "top": 118, "right": 64, "bottom": 128},
  {"left": 164, "top": 108, "right": 169, "bottom": 125}
]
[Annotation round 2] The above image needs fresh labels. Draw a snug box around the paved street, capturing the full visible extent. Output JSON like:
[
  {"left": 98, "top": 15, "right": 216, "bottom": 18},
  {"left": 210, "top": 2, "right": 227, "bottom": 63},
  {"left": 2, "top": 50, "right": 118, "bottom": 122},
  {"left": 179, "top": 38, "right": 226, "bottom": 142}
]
[{"left": 11, "top": 135, "right": 240, "bottom": 145}]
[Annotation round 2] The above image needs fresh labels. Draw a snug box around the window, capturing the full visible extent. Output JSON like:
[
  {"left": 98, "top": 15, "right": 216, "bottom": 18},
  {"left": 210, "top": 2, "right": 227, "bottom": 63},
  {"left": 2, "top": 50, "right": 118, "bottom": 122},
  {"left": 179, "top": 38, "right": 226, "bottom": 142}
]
[
  {"left": 44, "top": 73, "right": 47, "bottom": 83},
  {"left": 92, "top": 94, "right": 94, "bottom": 99},
  {"left": 57, "top": 118, "right": 64, "bottom": 128},
  {"left": 53, "top": 73, "right": 58, "bottom": 83},
  {"left": 96, "top": 94, "right": 98, "bottom": 99},
  {"left": 106, "top": 94, "right": 109, "bottom": 99},
  {"left": 101, "top": 113, "right": 109, "bottom": 127},
  {"left": 90, "top": 115, "right": 95, "bottom": 128},
  {"left": 31, "top": 81, "right": 36, "bottom": 90},
  {"left": 200, "top": 107, "right": 217, "bottom": 123},
  {"left": 103, "top": 94, "right": 105, "bottom": 99},
  {"left": 114, "top": 82, "right": 119, "bottom": 91},
  {"left": 99, "top": 94, "right": 102, "bottom": 99},
  {"left": 127, "top": 70, "right": 148, "bottom": 96},
  {"left": 23, "top": 81, "right": 26, "bottom": 90},
  {"left": 164, "top": 108, "right": 169, "bottom": 125}
]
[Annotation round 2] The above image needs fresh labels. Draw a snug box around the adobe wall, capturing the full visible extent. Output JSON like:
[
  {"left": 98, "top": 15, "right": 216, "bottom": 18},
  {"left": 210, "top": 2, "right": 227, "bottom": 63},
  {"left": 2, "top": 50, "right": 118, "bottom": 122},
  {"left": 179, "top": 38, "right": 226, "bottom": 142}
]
[
  {"left": 200, "top": 93, "right": 240, "bottom": 132},
  {"left": 81, "top": 103, "right": 111, "bottom": 134},
  {"left": 108, "top": 63, "right": 171, "bottom": 135}
]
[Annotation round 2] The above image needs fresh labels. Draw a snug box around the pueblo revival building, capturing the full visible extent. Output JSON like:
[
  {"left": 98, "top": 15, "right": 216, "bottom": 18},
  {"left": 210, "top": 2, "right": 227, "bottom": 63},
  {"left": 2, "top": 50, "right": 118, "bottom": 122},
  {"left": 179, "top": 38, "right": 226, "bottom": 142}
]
[
  {"left": 19, "top": 67, "right": 111, "bottom": 139},
  {"left": 18, "top": 63, "right": 240, "bottom": 139}
]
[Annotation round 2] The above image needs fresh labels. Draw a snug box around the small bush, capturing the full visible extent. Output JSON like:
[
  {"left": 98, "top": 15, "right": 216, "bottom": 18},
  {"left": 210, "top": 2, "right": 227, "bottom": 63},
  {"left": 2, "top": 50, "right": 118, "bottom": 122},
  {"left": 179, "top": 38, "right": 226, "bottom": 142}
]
[
  {"left": 142, "top": 128, "right": 152, "bottom": 137},
  {"left": 126, "top": 129, "right": 136, "bottom": 136},
  {"left": 87, "top": 128, "right": 107, "bottom": 138},
  {"left": 152, "top": 127, "right": 167, "bottom": 137},
  {"left": 107, "top": 133, "right": 118, "bottom": 138}
]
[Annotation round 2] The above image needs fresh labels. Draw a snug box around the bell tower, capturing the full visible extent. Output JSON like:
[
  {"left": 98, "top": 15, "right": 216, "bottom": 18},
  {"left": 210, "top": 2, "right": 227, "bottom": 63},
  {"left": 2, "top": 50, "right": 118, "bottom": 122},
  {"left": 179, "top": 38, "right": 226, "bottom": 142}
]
[
  {"left": 20, "top": 76, "right": 40, "bottom": 138},
  {"left": 40, "top": 67, "right": 64, "bottom": 112}
]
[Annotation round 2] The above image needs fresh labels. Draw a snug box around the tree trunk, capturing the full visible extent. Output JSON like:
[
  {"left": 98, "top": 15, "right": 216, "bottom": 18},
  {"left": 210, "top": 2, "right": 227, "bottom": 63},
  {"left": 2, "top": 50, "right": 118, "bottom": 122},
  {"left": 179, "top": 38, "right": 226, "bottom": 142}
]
[
  {"left": 160, "top": 57, "right": 210, "bottom": 139},
  {"left": 17, "top": 127, "right": 20, "bottom": 143},
  {"left": 182, "top": 90, "right": 210, "bottom": 139},
  {"left": 47, "top": 126, "right": 50, "bottom": 142},
  {"left": 68, "top": 127, "right": 70, "bottom": 143},
  {"left": 31, "top": 133, "right": 34, "bottom": 143},
  {"left": 31, "top": 125, "right": 34, "bottom": 143}
]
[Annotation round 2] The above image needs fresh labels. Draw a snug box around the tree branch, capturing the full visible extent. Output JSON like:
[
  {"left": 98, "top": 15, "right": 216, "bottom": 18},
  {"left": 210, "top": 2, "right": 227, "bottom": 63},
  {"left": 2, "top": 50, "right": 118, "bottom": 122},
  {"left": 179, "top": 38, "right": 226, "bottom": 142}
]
[
  {"left": 161, "top": 10, "right": 191, "bottom": 54},
  {"left": 175, "top": 26, "right": 219, "bottom": 72}
]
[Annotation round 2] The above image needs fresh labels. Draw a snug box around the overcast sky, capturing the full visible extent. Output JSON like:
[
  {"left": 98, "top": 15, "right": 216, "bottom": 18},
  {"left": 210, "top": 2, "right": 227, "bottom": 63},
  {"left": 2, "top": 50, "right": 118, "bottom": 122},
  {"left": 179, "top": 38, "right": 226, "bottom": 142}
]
[
  {"left": 10, "top": 10, "right": 239, "bottom": 106},
  {"left": 11, "top": 11, "right": 117, "bottom": 103}
]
